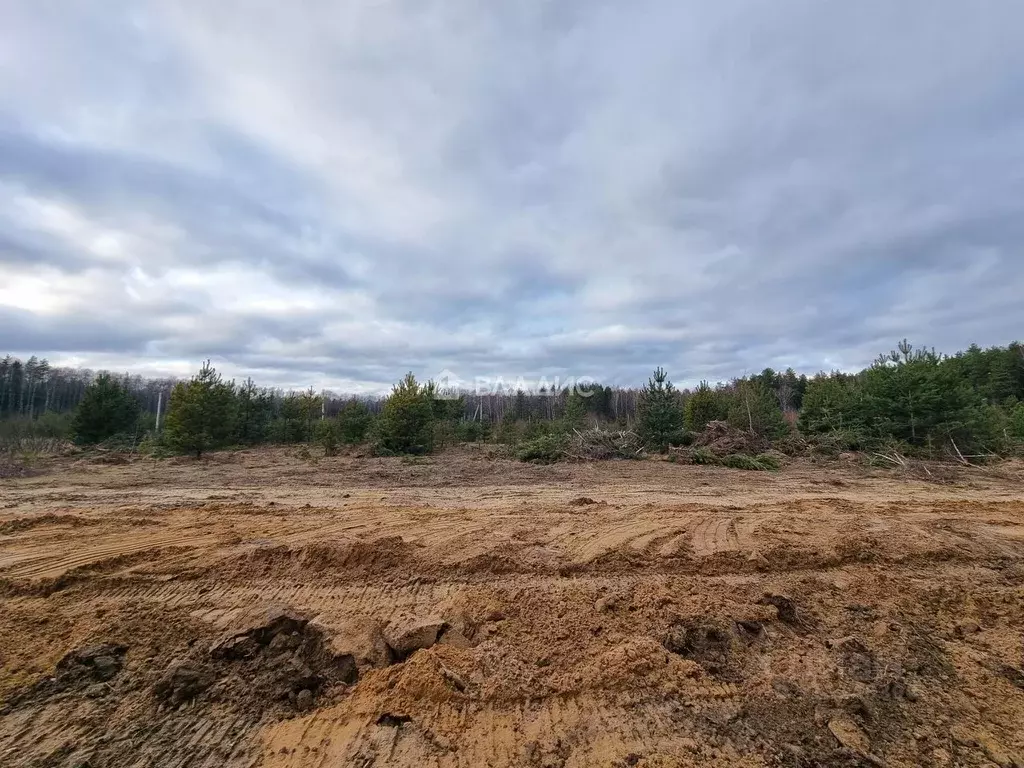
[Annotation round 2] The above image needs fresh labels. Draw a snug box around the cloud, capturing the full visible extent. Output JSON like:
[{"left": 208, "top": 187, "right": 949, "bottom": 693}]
[{"left": 2, "top": 0, "right": 1023, "bottom": 391}]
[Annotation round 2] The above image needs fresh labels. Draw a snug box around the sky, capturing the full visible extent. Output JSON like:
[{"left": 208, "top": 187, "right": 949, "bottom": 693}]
[{"left": 1, "top": 1, "right": 1023, "bottom": 393}]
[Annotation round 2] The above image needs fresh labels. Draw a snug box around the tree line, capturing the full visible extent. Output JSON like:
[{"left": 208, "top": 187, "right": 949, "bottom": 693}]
[{"left": 2, "top": 340, "right": 1023, "bottom": 460}]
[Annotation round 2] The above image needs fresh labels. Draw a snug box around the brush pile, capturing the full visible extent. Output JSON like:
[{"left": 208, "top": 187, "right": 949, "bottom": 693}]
[
  {"left": 565, "top": 429, "right": 645, "bottom": 461},
  {"left": 690, "top": 421, "right": 768, "bottom": 457}
]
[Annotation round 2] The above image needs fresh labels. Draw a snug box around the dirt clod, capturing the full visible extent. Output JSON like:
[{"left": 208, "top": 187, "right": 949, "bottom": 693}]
[
  {"left": 294, "top": 688, "right": 314, "bottom": 712},
  {"left": 54, "top": 644, "right": 127, "bottom": 689},
  {"left": 385, "top": 617, "right": 447, "bottom": 660},
  {"left": 827, "top": 716, "right": 871, "bottom": 755},
  {"left": 595, "top": 595, "right": 618, "bottom": 612},
  {"left": 662, "top": 622, "right": 733, "bottom": 677},
  {"left": 154, "top": 660, "right": 215, "bottom": 705},
  {"left": 760, "top": 594, "right": 801, "bottom": 626},
  {"left": 312, "top": 616, "right": 393, "bottom": 670},
  {"left": 377, "top": 712, "right": 412, "bottom": 727}
]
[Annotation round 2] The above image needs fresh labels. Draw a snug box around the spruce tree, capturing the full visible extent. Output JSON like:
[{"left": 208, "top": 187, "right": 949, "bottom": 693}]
[
  {"left": 71, "top": 373, "right": 141, "bottom": 445},
  {"left": 637, "top": 367, "right": 684, "bottom": 452},
  {"left": 164, "top": 361, "right": 237, "bottom": 458}
]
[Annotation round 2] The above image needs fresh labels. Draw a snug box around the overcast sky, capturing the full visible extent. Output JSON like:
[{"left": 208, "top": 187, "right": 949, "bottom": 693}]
[{"left": 1, "top": 1, "right": 1023, "bottom": 392}]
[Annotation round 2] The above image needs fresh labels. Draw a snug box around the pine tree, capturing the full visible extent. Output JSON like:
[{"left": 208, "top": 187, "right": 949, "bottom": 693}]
[
  {"left": 512, "top": 389, "right": 527, "bottom": 421},
  {"left": 234, "top": 378, "right": 272, "bottom": 444},
  {"left": 1008, "top": 402, "right": 1024, "bottom": 449},
  {"left": 684, "top": 381, "right": 727, "bottom": 432},
  {"left": 299, "top": 387, "right": 322, "bottom": 442},
  {"left": 71, "top": 373, "right": 141, "bottom": 445},
  {"left": 799, "top": 372, "right": 861, "bottom": 436},
  {"left": 562, "top": 388, "right": 587, "bottom": 431},
  {"left": 336, "top": 399, "right": 373, "bottom": 444},
  {"left": 728, "top": 379, "right": 789, "bottom": 439},
  {"left": 637, "top": 367, "right": 684, "bottom": 452},
  {"left": 372, "top": 373, "right": 435, "bottom": 455},
  {"left": 164, "top": 361, "right": 237, "bottom": 458}
]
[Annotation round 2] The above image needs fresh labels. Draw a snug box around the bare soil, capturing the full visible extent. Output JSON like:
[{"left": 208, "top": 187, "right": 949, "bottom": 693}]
[{"left": 1, "top": 446, "right": 1023, "bottom": 767}]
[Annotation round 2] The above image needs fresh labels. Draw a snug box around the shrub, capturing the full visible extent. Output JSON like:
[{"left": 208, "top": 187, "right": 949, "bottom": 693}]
[
  {"left": 430, "top": 419, "right": 457, "bottom": 451},
  {"left": 523, "top": 419, "right": 552, "bottom": 440}
]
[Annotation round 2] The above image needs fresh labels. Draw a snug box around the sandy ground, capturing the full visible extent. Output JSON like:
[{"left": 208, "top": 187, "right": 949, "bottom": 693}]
[{"left": 0, "top": 446, "right": 1022, "bottom": 767}]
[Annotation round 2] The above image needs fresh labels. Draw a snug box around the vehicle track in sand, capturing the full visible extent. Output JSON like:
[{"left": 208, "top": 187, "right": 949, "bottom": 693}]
[{"left": 1, "top": 449, "right": 1023, "bottom": 767}]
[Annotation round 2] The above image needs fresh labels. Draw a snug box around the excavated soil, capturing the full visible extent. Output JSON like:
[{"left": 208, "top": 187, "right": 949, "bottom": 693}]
[{"left": 1, "top": 446, "right": 1023, "bottom": 767}]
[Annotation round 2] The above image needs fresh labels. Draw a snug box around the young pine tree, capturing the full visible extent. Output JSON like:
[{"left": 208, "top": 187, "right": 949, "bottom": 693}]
[
  {"left": 562, "top": 388, "right": 588, "bottom": 431},
  {"left": 727, "top": 379, "right": 789, "bottom": 439},
  {"left": 336, "top": 399, "right": 373, "bottom": 444},
  {"left": 164, "top": 361, "right": 237, "bottom": 458},
  {"left": 234, "top": 378, "right": 272, "bottom": 445},
  {"left": 71, "top": 373, "right": 141, "bottom": 445},
  {"left": 1008, "top": 402, "right": 1024, "bottom": 451},
  {"left": 637, "top": 367, "right": 685, "bottom": 452},
  {"left": 684, "top": 381, "right": 727, "bottom": 433},
  {"left": 372, "top": 373, "right": 435, "bottom": 455}
]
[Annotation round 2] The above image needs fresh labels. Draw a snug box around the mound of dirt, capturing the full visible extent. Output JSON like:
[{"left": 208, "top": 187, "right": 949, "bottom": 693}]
[
  {"left": 353, "top": 644, "right": 477, "bottom": 711},
  {"left": 56, "top": 643, "right": 127, "bottom": 685},
  {"left": 155, "top": 607, "right": 358, "bottom": 714},
  {"left": 151, "top": 606, "right": 465, "bottom": 717},
  {"left": 6, "top": 642, "right": 129, "bottom": 706},
  {"left": 662, "top": 621, "right": 736, "bottom": 679},
  {"left": 205, "top": 535, "right": 421, "bottom": 582},
  {"left": 691, "top": 421, "right": 769, "bottom": 457}
]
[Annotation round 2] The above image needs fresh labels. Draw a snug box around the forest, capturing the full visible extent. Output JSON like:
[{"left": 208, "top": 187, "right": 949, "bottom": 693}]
[{"left": 1, "top": 340, "right": 1023, "bottom": 463}]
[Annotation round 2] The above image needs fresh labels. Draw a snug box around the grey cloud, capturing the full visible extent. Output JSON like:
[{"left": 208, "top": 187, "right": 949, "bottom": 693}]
[
  {"left": 0, "top": 307, "right": 156, "bottom": 354},
  {"left": 1, "top": 0, "right": 1023, "bottom": 390}
]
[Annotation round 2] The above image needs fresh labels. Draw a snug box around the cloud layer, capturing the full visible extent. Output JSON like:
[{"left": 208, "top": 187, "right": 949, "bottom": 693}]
[{"left": 2, "top": 1, "right": 1023, "bottom": 391}]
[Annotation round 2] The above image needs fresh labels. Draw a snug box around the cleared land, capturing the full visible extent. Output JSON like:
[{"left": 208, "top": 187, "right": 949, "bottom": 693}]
[{"left": 1, "top": 448, "right": 1023, "bottom": 767}]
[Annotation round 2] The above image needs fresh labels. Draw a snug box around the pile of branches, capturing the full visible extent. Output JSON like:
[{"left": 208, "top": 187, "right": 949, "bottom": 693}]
[
  {"left": 690, "top": 421, "right": 769, "bottom": 458},
  {"left": 565, "top": 428, "right": 645, "bottom": 461}
]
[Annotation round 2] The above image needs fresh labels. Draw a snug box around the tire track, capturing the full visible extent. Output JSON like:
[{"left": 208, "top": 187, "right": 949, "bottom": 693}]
[
  {"left": 1, "top": 532, "right": 222, "bottom": 580},
  {"left": 691, "top": 516, "right": 740, "bottom": 556}
]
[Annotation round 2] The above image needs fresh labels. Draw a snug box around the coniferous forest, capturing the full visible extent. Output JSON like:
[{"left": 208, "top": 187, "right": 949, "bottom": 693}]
[{"left": 1, "top": 340, "right": 1023, "bottom": 463}]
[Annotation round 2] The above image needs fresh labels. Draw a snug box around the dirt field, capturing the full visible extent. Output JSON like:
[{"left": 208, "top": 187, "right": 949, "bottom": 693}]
[{"left": 1, "top": 447, "right": 1022, "bottom": 767}]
